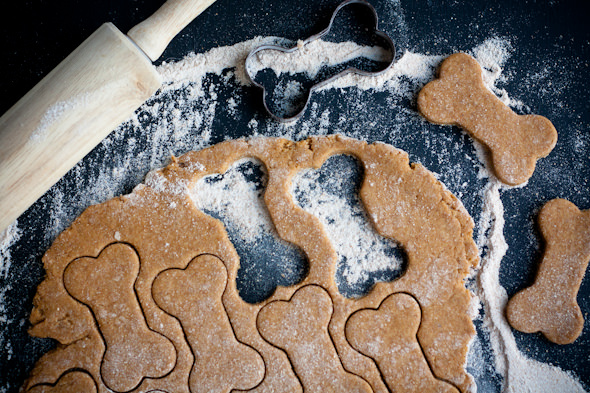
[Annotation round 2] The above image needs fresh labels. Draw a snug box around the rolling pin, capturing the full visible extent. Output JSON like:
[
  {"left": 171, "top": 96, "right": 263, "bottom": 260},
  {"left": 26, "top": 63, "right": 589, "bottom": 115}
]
[{"left": 0, "top": 0, "right": 217, "bottom": 233}]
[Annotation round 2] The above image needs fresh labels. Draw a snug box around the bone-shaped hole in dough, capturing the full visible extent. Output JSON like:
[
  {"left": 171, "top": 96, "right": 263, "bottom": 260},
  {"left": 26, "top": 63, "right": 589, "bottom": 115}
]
[
  {"left": 257, "top": 285, "right": 372, "bottom": 392},
  {"left": 291, "top": 154, "right": 407, "bottom": 298},
  {"left": 152, "top": 254, "right": 265, "bottom": 393},
  {"left": 345, "top": 293, "right": 459, "bottom": 393},
  {"left": 190, "top": 158, "right": 308, "bottom": 304},
  {"left": 247, "top": 2, "right": 393, "bottom": 119},
  {"left": 417, "top": 53, "right": 557, "bottom": 185},
  {"left": 63, "top": 243, "right": 176, "bottom": 393}
]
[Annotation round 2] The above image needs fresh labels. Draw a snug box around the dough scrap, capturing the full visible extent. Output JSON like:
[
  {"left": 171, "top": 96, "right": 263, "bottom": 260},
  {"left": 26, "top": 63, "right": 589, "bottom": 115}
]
[
  {"left": 506, "top": 198, "right": 590, "bottom": 344},
  {"left": 417, "top": 53, "right": 557, "bottom": 186},
  {"left": 258, "top": 285, "right": 372, "bottom": 392},
  {"left": 24, "top": 135, "right": 478, "bottom": 392},
  {"left": 346, "top": 293, "right": 458, "bottom": 393}
]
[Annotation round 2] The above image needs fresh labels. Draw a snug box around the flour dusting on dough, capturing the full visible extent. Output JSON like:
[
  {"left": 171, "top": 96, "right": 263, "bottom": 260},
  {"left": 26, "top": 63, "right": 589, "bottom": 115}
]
[{"left": 3, "top": 33, "right": 586, "bottom": 393}]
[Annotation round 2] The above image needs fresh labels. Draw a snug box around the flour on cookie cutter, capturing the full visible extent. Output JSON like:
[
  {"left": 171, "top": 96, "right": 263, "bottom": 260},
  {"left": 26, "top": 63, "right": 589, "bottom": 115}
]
[{"left": 245, "top": 0, "right": 396, "bottom": 122}]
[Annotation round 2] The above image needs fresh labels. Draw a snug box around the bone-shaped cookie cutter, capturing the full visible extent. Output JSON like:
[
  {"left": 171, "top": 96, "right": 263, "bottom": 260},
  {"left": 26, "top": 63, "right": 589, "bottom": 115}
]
[{"left": 245, "top": 0, "right": 396, "bottom": 122}]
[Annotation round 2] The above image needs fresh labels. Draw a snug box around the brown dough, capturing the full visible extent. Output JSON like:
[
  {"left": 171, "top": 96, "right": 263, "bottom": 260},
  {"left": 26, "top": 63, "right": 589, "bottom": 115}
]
[
  {"left": 257, "top": 285, "right": 372, "bottom": 392},
  {"left": 506, "top": 198, "right": 590, "bottom": 344},
  {"left": 28, "top": 371, "right": 97, "bottom": 393},
  {"left": 63, "top": 243, "right": 176, "bottom": 392},
  {"left": 417, "top": 53, "right": 557, "bottom": 186},
  {"left": 24, "top": 135, "right": 478, "bottom": 393},
  {"left": 152, "top": 254, "right": 265, "bottom": 393},
  {"left": 346, "top": 293, "right": 458, "bottom": 393}
]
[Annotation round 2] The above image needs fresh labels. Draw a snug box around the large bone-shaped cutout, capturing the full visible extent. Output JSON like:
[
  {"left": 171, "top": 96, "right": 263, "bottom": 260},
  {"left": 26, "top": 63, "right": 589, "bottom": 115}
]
[
  {"left": 417, "top": 53, "right": 557, "bottom": 185},
  {"left": 63, "top": 243, "right": 176, "bottom": 392},
  {"left": 346, "top": 293, "right": 458, "bottom": 393},
  {"left": 28, "top": 370, "right": 97, "bottom": 393},
  {"left": 257, "top": 285, "right": 372, "bottom": 393},
  {"left": 506, "top": 199, "right": 590, "bottom": 344},
  {"left": 152, "top": 254, "right": 265, "bottom": 393}
]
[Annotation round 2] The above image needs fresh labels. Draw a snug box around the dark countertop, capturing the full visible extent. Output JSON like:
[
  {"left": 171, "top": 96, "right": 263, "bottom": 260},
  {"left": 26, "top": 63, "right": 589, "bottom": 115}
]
[{"left": 1, "top": 0, "right": 589, "bottom": 391}]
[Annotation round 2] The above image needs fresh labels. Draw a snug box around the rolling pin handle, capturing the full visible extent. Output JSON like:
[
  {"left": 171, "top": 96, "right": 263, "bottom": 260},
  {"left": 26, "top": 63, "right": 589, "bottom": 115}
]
[{"left": 128, "top": 0, "right": 217, "bottom": 61}]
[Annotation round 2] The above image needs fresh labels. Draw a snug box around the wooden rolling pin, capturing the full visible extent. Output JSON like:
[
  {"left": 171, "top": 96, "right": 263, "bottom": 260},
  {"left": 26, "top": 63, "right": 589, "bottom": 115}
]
[{"left": 0, "top": 0, "right": 216, "bottom": 233}]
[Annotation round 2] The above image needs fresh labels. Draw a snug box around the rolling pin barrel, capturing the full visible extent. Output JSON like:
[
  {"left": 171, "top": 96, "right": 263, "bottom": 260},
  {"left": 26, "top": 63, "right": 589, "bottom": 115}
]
[{"left": 0, "top": 0, "right": 217, "bottom": 233}]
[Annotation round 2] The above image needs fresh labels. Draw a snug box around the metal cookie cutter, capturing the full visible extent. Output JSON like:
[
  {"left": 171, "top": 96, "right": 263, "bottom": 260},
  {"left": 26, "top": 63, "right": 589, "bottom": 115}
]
[{"left": 245, "top": 0, "right": 396, "bottom": 123}]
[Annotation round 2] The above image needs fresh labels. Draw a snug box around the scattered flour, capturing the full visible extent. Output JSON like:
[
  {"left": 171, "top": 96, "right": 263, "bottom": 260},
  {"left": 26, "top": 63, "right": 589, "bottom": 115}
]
[
  {"left": 1, "top": 30, "right": 586, "bottom": 393},
  {"left": 319, "top": 49, "right": 443, "bottom": 93},
  {"left": 30, "top": 93, "right": 91, "bottom": 143},
  {"left": 291, "top": 157, "right": 403, "bottom": 293},
  {"left": 157, "top": 36, "right": 282, "bottom": 91},
  {"left": 246, "top": 40, "right": 391, "bottom": 79},
  {"left": 190, "top": 158, "right": 274, "bottom": 244},
  {"left": 476, "top": 181, "right": 585, "bottom": 393},
  {"left": 469, "top": 38, "right": 525, "bottom": 111},
  {"left": 158, "top": 35, "right": 440, "bottom": 100}
]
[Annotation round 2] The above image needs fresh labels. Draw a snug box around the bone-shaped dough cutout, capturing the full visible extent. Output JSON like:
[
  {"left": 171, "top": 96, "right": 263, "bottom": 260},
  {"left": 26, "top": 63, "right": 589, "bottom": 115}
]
[
  {"left": 63, "top": 243, "right": 176, "bottom": 392},
  {"left": 257, "top": 285, "right": 372, "bottom": 393},
  {"left": 506, "top": 199, "right": 590, "bottom": 344},
  {"left": 417, "top": 53, "right": 557, "bottom": 186},
  {"left": 345, "top": 293, "right": 458, "bottom": 393},
  {"left": 152, "top": 254, "right": 265, "bottom": 393},
  {"left": 28, "top": 370, "right": 97, "bottom": 393}
]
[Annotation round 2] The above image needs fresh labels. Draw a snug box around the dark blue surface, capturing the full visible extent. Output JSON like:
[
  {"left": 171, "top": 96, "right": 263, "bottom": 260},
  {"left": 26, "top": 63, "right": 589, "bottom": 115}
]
[{"left": 1, "top": 0, "right": 589, "bottom": 391}]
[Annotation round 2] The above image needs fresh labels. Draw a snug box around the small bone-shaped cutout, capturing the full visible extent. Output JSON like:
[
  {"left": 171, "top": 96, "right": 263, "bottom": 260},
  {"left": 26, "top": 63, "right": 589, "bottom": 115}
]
[
  {"left": 417, "top": 53, "right": 557, "bottom": 185},
  {"left": 28, "top": 370, "right": 97, "bottom": 393},
  {"left": 63, "top": 243, "right": 176, "bottom": 392},
  {"left": 152, "top": 254, "right": 265, "bottom": 393},
  {"left": 346, "top": 293, "right": 459, "bottom": 393},
  {"left": 506, "top": 199, "right": 590, "bottom": 344},
  {"left": 257, "top": 285, "right": 372, "bottom": 393}
]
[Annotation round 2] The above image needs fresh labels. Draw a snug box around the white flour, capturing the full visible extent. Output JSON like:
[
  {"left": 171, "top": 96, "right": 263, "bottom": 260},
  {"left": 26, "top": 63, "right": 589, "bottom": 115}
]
[
  {"left": 0, "top": 221, "right": 20, "bottom": 363},
  {"left": 291, "top": 157, "right": 403, "bottom": 294},
  {"left": 476, "top": 181, "right": 585, "bottom": 393},
  {"left": 190, "top": 158, "right": 274, "bottom": 244},
  {"left": 246, "top": 40, "right": 391, "bottom": 79},
  {"left": 1, "top": 31, "right": 586, "bottom": 392},
  {"left": 30, "top": 92, "right": 91, "bottom": 143},
  {"left": 166, "top": 36, "right": 584, "bottom": 392}
]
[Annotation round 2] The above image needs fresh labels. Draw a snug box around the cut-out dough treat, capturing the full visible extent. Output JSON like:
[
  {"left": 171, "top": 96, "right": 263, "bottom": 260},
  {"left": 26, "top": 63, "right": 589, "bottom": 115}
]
[
  {"left": 258, "top": 285, "right": 372, "bottom": 392},
  {"left": 152, "top": 254, "right": 265, "bottom": 393},
  {"left": 24, "top": 135, "right": 479, "bottom": 392},
  {"left": 346, "top": 293, "right": 458, "bottom": 393},
  {"left": 506, "top": 199, "right": 590, "bottom": 344},
  {"left": 417, "top": 53, "right": 557, "bottom": 186},
  {"left": 63, "top": 243, "right": 176, "bottom": 392}
]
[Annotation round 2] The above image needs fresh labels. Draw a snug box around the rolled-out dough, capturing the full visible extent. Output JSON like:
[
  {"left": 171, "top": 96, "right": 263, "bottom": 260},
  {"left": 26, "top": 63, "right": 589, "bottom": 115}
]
[{"left": 25, "top": 135, "right": 478, "bottom": 393}]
